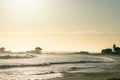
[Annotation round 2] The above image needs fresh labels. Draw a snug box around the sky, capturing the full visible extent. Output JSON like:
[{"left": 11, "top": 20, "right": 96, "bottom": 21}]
[{"left": 0, "top": 0, "right": 120, "bottom": 52}]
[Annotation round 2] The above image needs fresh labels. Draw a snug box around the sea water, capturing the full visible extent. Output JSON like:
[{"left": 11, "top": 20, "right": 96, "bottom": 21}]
[{"left": 0, "top": 53, "right": 119, "bottom": 80}]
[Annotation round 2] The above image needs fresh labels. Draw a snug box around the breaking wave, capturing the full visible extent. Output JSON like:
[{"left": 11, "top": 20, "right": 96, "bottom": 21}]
[
  {"left": 0, "top": 54, "right": 36, "bottom": 59},
  {"left": 0, "top": 60, "right": 113, "bottom": 69}
]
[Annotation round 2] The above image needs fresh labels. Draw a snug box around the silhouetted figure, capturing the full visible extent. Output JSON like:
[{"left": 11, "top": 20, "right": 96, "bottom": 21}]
[
  {"left": 113, "top": 44, "right": 120, "bottom": 54},
  {"left": 113, "top": 44, "right": 116, "bottom": 51},
  {"left": 35, "top": 47, "right": 42, "bottom": 54}
]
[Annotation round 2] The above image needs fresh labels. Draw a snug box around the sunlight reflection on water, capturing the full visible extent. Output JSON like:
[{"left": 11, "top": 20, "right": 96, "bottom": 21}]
[{"left": 0, "top": 54, "right": 119, "bottom": 80}]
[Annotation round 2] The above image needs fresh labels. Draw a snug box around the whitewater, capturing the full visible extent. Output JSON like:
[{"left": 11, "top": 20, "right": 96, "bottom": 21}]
[{"left": 0, "top": 53, "right": 119, "bottom": 80}]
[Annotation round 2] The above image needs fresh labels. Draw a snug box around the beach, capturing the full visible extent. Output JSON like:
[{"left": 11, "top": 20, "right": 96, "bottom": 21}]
[
  {"left": 49, "top": 64, "right": 120, "bottom": 80},
  {"left": 0, "top": 53, "right": 120, "bottom": 80},
  {"left": 50, "top": 72, "right": 120, "bottom": 80}
]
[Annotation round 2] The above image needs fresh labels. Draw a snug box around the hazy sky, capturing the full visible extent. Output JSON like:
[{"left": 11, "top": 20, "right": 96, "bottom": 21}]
[{"left": 0, "top": 0, "right": 120, "bottom": 52}]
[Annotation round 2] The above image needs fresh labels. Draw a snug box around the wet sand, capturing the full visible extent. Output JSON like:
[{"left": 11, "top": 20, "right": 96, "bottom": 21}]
[
  {"left": 50, "top": 72, "right": 120, "bottom": 80},
  {"left": 49, "top": 64, "right": 120, "bottom": 80}
]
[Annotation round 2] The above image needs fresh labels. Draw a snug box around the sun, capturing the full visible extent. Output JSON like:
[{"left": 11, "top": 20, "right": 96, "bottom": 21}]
[
  {"left": 11, "top": 0, "right": 39, "bottom": 9},
  {"left": 8, "top": 0, "right": 41, "bottom": 19}
]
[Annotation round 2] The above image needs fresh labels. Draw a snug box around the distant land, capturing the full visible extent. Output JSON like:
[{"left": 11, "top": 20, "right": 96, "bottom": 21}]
[{"left": 0, "top": 44, "right": 120, "bottom": 55}]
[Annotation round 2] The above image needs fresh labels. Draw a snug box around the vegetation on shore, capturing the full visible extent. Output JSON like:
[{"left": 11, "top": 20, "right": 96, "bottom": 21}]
[
  {"left": 0, "top": 47, "right": 42, "bottom": 54},
  {"left": 101, "top": 44, "right": 120, "bottom": 55}
]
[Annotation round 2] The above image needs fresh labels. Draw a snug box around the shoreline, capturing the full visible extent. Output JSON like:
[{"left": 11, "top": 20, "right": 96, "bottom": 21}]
[
  {"left": 48, "top": 64, "right": 120, "bottom": 80},
  {"left": 49, "top": 72, "right": 120, "bottom": 80}
]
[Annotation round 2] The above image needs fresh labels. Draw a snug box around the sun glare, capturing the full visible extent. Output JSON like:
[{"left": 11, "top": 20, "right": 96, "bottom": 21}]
[{"left": 11, "top": 0, "right": 39, "bottom": 9}]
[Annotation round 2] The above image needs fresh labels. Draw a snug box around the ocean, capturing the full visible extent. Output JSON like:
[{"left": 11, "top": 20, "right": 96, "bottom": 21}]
[{"left": 0, "top": 53, "right": 119, "bottom": 80}]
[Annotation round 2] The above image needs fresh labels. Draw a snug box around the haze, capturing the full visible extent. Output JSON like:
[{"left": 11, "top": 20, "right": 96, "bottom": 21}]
[{"left": 0, "top": 0, "right": 120, "bottom": 52}]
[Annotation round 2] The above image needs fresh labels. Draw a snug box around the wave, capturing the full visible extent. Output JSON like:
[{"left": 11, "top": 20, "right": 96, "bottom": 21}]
[
  {"left": 0, "top": 72, "right": 63, "bottom": 80},
  {"left": 98, "top": 56, "right": 115, "bottom": 62},
  {"left": 0, "top": 60, "right": 113, "bottom": 69},
  {"left": 0, "top": 54, "right": 36, "bottom": 59}
]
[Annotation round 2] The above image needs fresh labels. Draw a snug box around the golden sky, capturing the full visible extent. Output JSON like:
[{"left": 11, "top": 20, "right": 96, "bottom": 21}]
[{"left": 0, "top": 0, "right": 120, "bottom": 52}]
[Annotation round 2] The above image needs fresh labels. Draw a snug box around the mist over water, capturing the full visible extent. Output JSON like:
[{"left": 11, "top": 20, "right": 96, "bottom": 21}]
[{"left": 0, "top": 53, "right": 119, "bottom": 80}]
